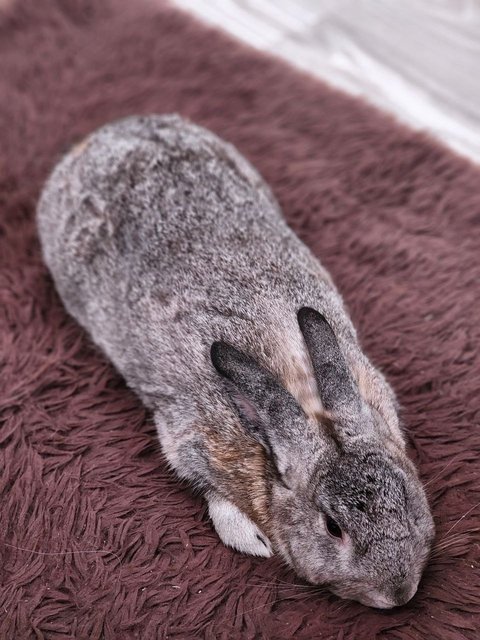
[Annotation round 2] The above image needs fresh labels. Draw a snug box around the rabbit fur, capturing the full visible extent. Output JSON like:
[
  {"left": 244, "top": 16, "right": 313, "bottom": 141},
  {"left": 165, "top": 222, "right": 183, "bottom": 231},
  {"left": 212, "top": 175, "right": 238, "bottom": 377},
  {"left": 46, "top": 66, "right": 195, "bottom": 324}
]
[{"left": 37, "top": 114, "right": 434, "bottom": 608}]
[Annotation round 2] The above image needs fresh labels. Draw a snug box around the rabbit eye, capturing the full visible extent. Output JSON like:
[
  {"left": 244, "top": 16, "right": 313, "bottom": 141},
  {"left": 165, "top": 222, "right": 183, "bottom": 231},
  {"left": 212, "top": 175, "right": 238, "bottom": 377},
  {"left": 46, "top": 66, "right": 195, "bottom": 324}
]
[{"left": 325, "top": 515, "right": 343, "bottom": 539}]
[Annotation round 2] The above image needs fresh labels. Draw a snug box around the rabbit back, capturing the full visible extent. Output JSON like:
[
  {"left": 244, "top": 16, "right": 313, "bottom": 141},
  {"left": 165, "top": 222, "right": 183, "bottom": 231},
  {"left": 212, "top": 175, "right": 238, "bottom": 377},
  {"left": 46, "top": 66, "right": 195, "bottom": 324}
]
[{"left": 37, "top": 114, "right": 346, "bottom": 415}]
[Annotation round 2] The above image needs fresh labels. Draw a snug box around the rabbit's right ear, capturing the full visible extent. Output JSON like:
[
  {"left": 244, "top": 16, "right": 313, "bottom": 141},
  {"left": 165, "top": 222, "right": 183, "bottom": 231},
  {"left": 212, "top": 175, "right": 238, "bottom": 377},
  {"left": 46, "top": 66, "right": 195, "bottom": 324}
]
[{"left": 211, "top": 342, "right": 322, "bottom": 485}]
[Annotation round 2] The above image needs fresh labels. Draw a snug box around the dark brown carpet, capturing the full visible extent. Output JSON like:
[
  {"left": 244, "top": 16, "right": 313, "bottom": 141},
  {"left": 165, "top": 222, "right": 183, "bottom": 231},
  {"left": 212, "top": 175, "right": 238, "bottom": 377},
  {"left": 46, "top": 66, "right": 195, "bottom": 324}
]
[{"left": 0, "top": 1, "right": 479, "bottom": 638}]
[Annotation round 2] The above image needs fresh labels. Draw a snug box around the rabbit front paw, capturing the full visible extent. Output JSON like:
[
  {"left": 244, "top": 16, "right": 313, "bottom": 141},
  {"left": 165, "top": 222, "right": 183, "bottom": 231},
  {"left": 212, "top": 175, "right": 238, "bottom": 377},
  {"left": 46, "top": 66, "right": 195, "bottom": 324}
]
[{"left": 208, "top": 494, "right": 273, "bottom": 558}]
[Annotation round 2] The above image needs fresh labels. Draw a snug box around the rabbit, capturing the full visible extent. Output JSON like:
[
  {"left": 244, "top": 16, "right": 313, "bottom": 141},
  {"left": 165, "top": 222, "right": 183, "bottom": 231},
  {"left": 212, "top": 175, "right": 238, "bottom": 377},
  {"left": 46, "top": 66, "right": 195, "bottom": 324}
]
[{"left": 37, "top": 114, "right": 434, "bottom": 608}]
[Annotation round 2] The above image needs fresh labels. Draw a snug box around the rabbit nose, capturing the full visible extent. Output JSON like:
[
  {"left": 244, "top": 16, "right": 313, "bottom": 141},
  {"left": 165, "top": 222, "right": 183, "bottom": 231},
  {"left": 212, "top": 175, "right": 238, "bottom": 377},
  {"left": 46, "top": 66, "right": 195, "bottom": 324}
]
[
  {"left": 359, "top": 580, "right": 418, "bottom": 609},
  {"left": 393, "top": 582, "right": 417, "bottom": 606}
]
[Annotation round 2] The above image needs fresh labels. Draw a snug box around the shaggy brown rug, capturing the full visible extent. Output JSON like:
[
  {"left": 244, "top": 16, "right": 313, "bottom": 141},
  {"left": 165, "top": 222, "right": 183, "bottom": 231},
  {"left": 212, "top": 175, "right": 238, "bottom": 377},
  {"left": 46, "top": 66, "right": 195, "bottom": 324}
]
[{"left": 0, "top": 0, "right": 479, "bottom": 638}]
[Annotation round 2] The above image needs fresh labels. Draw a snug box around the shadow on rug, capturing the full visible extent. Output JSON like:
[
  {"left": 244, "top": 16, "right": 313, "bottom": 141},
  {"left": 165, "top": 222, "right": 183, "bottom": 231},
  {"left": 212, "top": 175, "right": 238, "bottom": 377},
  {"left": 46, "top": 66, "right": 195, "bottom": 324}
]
[{"left": 0, "top": 0, "right": 479, "bottom": 638}]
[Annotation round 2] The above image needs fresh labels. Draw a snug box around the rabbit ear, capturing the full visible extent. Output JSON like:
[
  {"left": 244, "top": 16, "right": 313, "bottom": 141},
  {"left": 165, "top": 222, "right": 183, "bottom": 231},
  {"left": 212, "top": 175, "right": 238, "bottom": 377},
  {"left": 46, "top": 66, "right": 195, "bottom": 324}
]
[
  {"left": 211, "top": 341, "right": 321, "bottom": 482},
  {"left": 297, "top": 307, "right": 360, "bottom": 413}
]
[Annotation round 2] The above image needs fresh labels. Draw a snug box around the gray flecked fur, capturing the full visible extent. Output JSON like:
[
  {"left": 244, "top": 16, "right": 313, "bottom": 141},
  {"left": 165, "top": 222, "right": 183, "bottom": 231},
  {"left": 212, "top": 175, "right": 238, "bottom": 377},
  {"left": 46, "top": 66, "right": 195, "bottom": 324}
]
[{"left": 37, "top": 114, "right": 434, "bottom": 608}]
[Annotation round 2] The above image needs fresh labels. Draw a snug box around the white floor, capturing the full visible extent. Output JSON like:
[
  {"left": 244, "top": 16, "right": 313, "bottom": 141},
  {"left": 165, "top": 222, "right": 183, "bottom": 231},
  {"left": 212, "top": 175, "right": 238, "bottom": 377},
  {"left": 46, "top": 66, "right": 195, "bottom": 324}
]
[{"left": 174, "top": 0, "right": 480, "bottom": 165}]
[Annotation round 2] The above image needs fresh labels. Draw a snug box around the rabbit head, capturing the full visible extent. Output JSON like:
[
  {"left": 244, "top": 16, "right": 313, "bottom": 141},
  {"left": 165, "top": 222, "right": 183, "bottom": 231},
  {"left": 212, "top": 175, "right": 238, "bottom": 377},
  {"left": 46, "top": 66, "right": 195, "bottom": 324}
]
[{"left": 211, "top": 308, "right": 434, "bottom": 608}]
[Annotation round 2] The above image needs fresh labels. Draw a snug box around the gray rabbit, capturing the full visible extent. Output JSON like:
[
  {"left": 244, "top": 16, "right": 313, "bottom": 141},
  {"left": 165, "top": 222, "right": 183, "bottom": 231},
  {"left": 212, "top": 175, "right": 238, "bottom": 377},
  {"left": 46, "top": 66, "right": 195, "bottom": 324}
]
[{"left": 37, "top": 114, "right": 434, "bottom": 608}]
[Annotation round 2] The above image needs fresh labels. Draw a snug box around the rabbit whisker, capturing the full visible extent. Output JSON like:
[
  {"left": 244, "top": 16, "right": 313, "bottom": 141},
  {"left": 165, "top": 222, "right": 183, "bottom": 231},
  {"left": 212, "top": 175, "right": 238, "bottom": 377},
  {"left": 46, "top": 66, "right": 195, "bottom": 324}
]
[
  {"left": 422, "top": 456, "right": 459, "bottom": 489},
  {"left": 440, "top": 500, "right": 480, "bottom": 540}
]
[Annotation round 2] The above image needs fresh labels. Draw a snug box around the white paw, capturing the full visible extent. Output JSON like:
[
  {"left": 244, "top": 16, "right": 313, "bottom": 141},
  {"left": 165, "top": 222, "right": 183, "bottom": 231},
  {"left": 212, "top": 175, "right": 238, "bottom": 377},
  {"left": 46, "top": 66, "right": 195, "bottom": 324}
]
[{"left": 208, "top": 495, "right": 273, "bottom": 558}]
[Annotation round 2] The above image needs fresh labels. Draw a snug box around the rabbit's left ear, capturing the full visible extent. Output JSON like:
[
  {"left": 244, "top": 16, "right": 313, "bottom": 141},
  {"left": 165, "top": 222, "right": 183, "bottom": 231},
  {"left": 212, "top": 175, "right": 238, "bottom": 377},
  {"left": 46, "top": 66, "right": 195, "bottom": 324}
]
[
  {"left": 297, "top": 307, "right": 360, "bottom": 412},
  {"left": 298, "top": 308, "right": 395, "bottom": 444},
  {"left": 297, "top": 307, "right": 375, "bottom": 442},
  {"left": 211, "top": 341, "right": 323, "bottom": 484}
]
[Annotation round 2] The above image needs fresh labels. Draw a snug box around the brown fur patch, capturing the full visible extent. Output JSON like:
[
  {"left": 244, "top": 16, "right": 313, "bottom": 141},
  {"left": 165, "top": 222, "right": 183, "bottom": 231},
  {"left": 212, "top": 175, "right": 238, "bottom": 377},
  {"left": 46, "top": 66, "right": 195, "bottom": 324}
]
[{"left": 202, "top": 423, "right": 274, "bottom": 538}]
